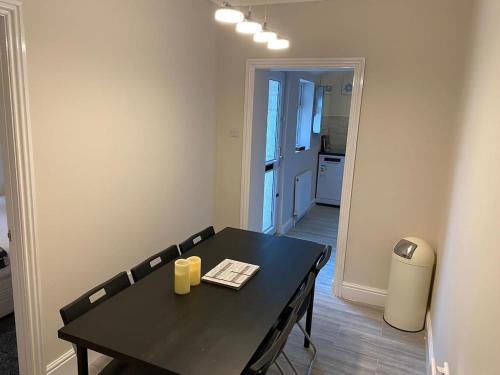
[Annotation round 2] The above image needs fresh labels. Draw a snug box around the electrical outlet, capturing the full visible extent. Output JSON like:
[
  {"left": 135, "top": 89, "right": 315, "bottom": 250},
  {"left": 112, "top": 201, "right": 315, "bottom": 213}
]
[{"left": 228, "top": 128, "right": 240, "bottom": 138}]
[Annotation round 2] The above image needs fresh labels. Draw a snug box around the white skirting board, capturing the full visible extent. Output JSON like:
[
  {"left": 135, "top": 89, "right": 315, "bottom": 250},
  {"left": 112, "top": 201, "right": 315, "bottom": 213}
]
[
  {"left": 279, "top": 217, "right": 293, "bottom": 235},
  {"left": 279, "top": 199, "right": 315, "bottom": 235},
  {"left": 341, "top": 282, "right": 388, "bottom": 307},
  {"left": 293, "top": 199, "right": 315, "bottom": 227},
  {"left": 426, "top": 311, "right": 434, "bottom": 375},
  {"left": 46, "top": 349, "right": 104, "bottom": 375}
]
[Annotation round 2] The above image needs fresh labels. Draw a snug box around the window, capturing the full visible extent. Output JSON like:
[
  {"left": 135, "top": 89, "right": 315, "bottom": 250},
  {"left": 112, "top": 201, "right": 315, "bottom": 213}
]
[
  {"left": 295, "top": 79, "right": 315, "bottom": 151},
  {"left": 265, "top": 80, "right": 281, "bottom": 162},
  {"left": 312, "top": 86, "right": 324, "bottom": 134},
  {"left": 262, "top": 169, "right": 274, "bottom": 232}
]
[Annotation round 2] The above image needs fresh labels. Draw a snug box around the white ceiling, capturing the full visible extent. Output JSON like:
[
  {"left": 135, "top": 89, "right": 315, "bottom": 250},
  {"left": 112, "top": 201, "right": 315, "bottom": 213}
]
[{"left": 210, "top": 0, "right": 324, "bottom": 6}]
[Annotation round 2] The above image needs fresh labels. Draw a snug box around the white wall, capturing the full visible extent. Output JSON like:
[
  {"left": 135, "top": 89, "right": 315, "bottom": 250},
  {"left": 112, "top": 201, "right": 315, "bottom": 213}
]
[
  {"left": 22, "top": 0, "right": 216, "bottom": 366},
  {"left": 280, "top": 72, "right": 320, "bottom": 228},
  {"left": 214, "top": 0, "right": 471, "bottom": 291},
  {"left": 321, "top": 70, "right": 353, "bottom": 118},
  {"left": 320, "top": 70, "right": 353, "bottom": 154},
  {"left": 430, "top": 0, "right": 500, "bottom": 373}
]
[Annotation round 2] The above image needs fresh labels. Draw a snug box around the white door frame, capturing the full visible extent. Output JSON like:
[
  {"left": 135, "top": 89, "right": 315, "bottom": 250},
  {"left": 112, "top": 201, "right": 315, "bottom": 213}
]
[
  {"left": 262, "top": 71, "right": 285, "bottom": 235},
  {"left": 240, "top": 58, "right": 365, "bottom": 297},
  {"left": 0, "top": 1, "right": 44, "bottom": 374}
]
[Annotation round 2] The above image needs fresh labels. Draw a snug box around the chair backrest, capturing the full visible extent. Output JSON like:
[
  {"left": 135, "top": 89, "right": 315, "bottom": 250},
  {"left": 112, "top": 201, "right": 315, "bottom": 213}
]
[
  {"left": 247, "top": 274, "right": 315, "bottom": 374},
  {"left": 314, "top": 245, "right": 332, "bottom": 275},
  {"left": 289, "top": 273, "right": 316, "bottom": 312},
  {"left": 60, "top": 272, "right": 130, "bottom": 325},
  {"left": 179, "top": 226, "right": 215, "bottom": 254},
  {"left": 293, "top": 271, "right": 318, "bottom": 322},
  {"left": 131, "top": 245, "right": 180, "bottom": 282},
  {"left": 247, "top": 307, "right": 298, "bottom": 374}
]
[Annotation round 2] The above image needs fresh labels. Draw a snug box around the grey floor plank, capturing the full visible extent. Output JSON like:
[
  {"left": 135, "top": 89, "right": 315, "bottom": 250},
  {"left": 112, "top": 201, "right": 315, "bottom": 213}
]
[{"left": 279, "top": 205, "right": 426, "bottom": 375}]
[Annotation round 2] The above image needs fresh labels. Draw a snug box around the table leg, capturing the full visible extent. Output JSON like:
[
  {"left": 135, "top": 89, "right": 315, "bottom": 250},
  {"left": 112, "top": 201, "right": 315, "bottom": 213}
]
[
  {"left": 76, "top": 345, "right": 89, "bottom": 375},
  {"left": 304, "top": 281, "right": 315, "bottom": 348}
]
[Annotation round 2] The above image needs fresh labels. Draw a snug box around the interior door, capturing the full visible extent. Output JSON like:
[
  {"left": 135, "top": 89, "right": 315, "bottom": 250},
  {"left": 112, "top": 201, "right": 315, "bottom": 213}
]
[{"left": 262, "top": 73, "right": 285, "bottom": 234}]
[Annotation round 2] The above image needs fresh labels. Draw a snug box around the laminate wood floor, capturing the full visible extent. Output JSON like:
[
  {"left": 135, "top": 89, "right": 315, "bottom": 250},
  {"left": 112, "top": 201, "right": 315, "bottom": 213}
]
[{"left": 277, "top": 204, "right": 427, "bottom": 375}]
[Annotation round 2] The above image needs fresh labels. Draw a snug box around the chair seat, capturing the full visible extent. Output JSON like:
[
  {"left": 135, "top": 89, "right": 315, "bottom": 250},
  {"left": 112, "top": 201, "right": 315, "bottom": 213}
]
[{"left": 98, "top": 358, "right": 168, "bottom": 374}]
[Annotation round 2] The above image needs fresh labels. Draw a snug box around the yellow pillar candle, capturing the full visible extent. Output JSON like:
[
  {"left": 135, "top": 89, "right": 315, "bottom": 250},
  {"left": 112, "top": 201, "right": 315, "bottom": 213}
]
[
  {"left": 187, "top": 256, "right": 201, "bottom": 286},
  {"left": 174, "top": 259, "right": 191, "bottom": 295}
]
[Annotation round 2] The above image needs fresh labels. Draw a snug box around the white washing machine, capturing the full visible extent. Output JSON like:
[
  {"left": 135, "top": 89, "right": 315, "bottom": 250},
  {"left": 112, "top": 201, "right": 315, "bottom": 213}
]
[{"left": 316, "top": 154, "right": 345, "bottom": 205}]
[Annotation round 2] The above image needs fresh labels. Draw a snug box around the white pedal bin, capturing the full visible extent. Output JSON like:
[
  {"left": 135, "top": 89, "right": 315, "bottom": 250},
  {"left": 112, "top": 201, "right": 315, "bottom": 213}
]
[{"left": 384, "top": 237, "right": 435, "bottom": 332}]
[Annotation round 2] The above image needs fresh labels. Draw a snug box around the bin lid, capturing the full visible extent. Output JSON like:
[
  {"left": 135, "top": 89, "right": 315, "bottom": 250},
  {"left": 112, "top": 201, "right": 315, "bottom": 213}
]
[{"left": 393, "top": 237, "right": 435, "bottom": 266}]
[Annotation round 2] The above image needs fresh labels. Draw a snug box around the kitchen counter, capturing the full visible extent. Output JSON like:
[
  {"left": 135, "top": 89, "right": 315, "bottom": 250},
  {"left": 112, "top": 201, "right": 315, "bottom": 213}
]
[{"left": 319, "top": 151, "right": 345, "bottom": 157}]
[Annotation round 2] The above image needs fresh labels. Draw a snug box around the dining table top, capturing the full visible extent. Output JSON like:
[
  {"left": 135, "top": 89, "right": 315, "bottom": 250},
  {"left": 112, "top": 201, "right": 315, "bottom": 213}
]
[{"left": 58, "top": 227, "right": 326, "bottom": 375}]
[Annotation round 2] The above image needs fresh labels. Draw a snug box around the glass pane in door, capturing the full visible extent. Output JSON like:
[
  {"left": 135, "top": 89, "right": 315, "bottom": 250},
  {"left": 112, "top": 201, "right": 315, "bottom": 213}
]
[
  {"left": 262, "top": 169, "right": 275, "bottom": 232},
  {"left": 265, "top": 80, "right": 281, "bottom": 162}
]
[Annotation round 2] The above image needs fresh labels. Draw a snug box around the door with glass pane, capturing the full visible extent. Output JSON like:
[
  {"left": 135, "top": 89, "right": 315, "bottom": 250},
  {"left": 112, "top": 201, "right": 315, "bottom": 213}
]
[{"left": 262, "top": 75, "right": 284, "bottom": 234}]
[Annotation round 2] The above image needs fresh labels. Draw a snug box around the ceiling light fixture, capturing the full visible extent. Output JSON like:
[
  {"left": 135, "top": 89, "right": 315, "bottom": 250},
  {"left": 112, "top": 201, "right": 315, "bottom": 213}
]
[
  {"left": 214, "top": 1, "right": 291, "bottom": 49},
  {"left": 253, "top": 4, "right": 276, "bottom": 43},
  {"left": 254, "top": 25, "right": 278, "bottom": 43},
  {"left": 236, "top": 8, "right": 262, "bottom": 35},
  {"left": 215, "top": 2, "right": 244, "bottom": 24},
  {"left": 267, "top": 37, "right": 290, "bottom": 50}
]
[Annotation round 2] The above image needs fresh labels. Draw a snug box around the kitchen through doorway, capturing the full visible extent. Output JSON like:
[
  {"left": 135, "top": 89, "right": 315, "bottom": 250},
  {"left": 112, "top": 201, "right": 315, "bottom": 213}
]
[{"left": 240, "top": 59, "right": 364, "bottom": 294}]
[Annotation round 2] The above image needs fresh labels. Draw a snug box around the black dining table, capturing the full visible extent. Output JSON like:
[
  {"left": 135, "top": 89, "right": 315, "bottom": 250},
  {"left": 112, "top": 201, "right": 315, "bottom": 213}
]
[{"left": 58, "top": 227, "right": 326, "bottom": 375}]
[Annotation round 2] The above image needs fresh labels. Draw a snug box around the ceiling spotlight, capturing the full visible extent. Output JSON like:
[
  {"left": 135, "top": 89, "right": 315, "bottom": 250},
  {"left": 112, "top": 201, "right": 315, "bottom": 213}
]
[
  {"left": 268, "top": 38, "right": 290, "bottom": 50},
  {"left": 253, "top": 23, "right": 277, "bottom": 43},
  {"left": 215, "top": 2, "right": 244, "bottom": 24},
  {"left": 236, "top": 10, "right": 262, "bottom": 34}
]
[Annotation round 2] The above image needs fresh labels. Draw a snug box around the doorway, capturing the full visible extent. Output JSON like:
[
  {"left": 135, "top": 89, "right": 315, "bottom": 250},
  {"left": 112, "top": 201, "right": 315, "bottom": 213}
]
[
  {"left": 0, "top": 4, "right": 44, "bottom": 374},
  {"left": 240, "top": 58, "right": 365, "bottom": 296}
]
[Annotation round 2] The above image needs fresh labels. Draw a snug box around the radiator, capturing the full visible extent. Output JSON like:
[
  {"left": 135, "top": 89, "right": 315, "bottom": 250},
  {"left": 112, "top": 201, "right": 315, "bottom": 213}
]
[{"left": 294, "top": 170, "right": 312, "bottom": 220}]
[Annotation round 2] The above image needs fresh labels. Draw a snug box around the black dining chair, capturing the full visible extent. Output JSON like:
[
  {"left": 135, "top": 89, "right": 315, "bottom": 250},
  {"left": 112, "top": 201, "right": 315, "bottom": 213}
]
[
  {"left": 60, "top": 272, "right": 130, "bottom": 326},
  {"left": 59, "top": 272, "right": 166, "bottom": 374},
  {"left": 296, "top": 245, "right": 332, "bottom": 323},
  {"left": 293, "top": 245, "right": 332, "bottom": 375},
  {"left": 130, "top": 245, "right": 180, "bottom": 283},
  {"left": 246, "top": 273, "right": 316, "bottom": 375},
  {"left": 179, "top": 226, "right": 215, "bottom": 254}
]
